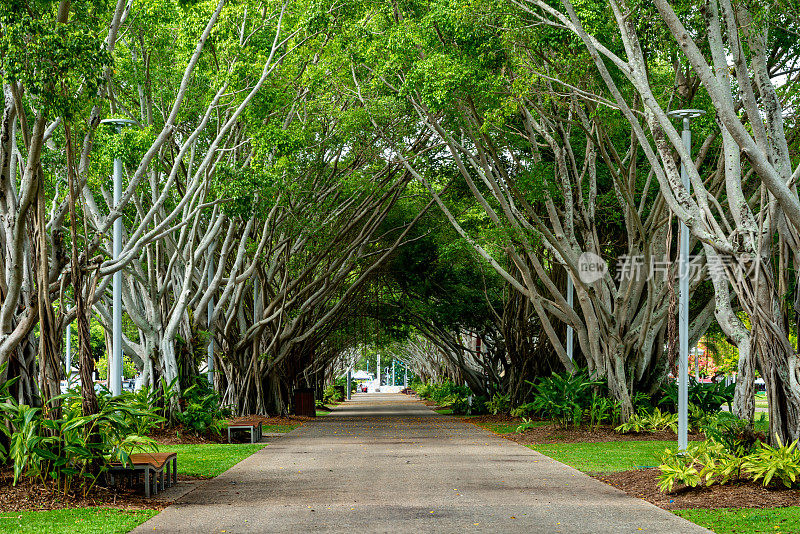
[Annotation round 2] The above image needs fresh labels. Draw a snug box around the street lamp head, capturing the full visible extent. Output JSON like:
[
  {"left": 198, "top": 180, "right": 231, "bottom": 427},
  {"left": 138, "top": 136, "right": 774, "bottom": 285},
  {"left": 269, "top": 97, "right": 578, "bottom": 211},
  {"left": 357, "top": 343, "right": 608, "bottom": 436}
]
[
  {"left": 100, "top": 118, "right": 138, "bottom": 133},
  {"left": 667, "top": 109, "right": 706, "bottom": 120}
]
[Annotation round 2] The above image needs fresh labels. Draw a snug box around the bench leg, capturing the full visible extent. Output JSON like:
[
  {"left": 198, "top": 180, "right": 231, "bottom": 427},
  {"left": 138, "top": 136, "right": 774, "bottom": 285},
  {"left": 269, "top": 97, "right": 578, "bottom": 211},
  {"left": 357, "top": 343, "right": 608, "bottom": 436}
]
[
  {"left": 160, "top": 468, "right": 165, "bottom": 492},
  {"left": 172, "top": 457, "right": 178, "bottom": 485},
  {"left": 228, "top": 427, "right": 231, "bottom": 443},
  {"left": 144, "top": 467, "right": 151, "bottom": 498},
  {"left": 250, "top": 427, "right": 255, "bottom": 444},
  {"left": 152, "top": 468, "right": 158, "bottom": 496}
]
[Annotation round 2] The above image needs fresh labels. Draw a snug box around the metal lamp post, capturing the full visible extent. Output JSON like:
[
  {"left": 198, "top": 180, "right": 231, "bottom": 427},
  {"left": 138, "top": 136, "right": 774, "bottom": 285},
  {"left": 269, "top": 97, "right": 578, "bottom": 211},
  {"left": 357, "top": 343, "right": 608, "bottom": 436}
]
[
  {"left": 100, "top": 118, "right": 137, "bottom": 396},
  {"left": 65, "top": 322, "right": 73, "bottom": 388},
  {"left": 566, "top": 275, "right": 574, "bottom": 361},
  {"left": 207, "top": 243, "right": 216, "bottom": 385},
  {"left": 667, "top": 109, "right": 705, "bottom": 451}
]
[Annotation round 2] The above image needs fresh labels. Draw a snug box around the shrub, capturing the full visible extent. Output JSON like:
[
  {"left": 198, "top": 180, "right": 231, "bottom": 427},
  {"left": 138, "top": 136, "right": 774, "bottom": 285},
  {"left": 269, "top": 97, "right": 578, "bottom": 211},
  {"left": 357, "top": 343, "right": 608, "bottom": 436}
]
[
  {"left": 657, "top": 437, "right": 800, "bottom": 493},
  {"left": 510, "top": 402, "right": 537, "bottom": 418},
  {"left": 744, "top": 439, "right": 800, "bottom": 488},
  {"left": 659, "top": 378, "right": 734, "bottom": 413},
  {"left": 702, "top": 412, "right": 763, "bottom": 455},
  {"left": 0, "top": 387, "right": 158, "bottom": 493},
  {"left": 589, "top": 393, "right": 620, "bottom": 430},
  {"left": 515, "top": 417, "right": 540, "bottom": 434},
  {"left": 452, "top": 395, "right": 488, "bottom": 415},
  {"left": 323, "top": 385, "right": 343, "bottom": 404},
  {"left": 175, "top": 383, "right": 229, "bottom": 437},
  {"left": 485, "top": 393, "right": 510, "bottom": 415},
  {"left": 528, "top": 369, "right": 601, "bottom": 428},
  {"left": 615, "top": 408, "right": 678, "bottom": 434}
]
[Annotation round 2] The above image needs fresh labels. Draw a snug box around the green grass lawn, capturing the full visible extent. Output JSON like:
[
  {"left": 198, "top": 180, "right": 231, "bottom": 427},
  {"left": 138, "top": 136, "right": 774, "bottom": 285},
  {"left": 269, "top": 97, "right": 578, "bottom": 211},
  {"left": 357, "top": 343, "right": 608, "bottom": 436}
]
[
  {"left": 475, "top": 420, "right": 548, "bottom": 434},
  {"left": 263, "top": 423, "right": 301, "bottom": 433},
  {"left": 528, "top": 440, "right": 675, "bottom": 473},
  {"left": 674, "top": 507, "right": 800, "bottom": 534},
  {"left": 152, "top": 443, "right": 266, "bottom": 478},
  {"left": 0, "top": 508, "right": 158, "bottom": 534},
  {"left": 434, "top": 407, "right": 453, "bottom": 415}
]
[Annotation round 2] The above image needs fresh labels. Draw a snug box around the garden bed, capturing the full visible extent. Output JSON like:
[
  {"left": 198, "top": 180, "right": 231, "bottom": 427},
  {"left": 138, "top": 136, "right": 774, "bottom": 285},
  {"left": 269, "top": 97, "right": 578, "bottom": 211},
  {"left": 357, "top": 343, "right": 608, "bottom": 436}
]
[
  {"left": 596, "top": 468, "right": 800, "bottom": 511},
  {"left": 0, "top": 468, "right": 172, "bottom": 512}
]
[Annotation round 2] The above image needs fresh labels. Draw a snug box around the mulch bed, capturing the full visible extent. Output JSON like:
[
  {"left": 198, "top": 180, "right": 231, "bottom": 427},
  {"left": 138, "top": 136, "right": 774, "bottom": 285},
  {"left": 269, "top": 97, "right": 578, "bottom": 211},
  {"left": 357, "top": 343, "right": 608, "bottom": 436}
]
[
  {"left": 595, "top": 468, "right": 800, "bottom": 510},
  {"left": 0, "top": 468, "right": 177, "bottom": 512}
]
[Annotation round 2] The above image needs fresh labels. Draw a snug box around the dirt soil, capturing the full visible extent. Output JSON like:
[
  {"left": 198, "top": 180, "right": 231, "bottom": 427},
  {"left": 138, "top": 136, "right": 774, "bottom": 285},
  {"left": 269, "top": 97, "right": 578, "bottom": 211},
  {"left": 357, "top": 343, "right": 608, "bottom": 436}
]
[
  {"left": 0, "top": 468, "right": 186, "bottom": 512},
  {"left": 596, "top": 468, "right": 800, "bottom": 510}
]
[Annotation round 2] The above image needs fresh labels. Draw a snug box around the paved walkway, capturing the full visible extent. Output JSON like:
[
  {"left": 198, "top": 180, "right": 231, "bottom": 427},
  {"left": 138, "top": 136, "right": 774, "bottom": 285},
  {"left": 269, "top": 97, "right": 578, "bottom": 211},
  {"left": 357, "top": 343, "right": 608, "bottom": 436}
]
[{"left": 133, "top": 393, "right": 709, "bottom": 533}]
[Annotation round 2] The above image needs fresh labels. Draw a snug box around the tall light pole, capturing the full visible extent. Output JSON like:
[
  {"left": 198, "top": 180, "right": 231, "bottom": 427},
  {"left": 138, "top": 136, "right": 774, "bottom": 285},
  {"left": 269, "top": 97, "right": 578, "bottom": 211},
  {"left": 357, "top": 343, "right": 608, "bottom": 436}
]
[
  {"left": 668, "top": 109, "right": 705, "bottom": 451},
  {"left": 65, "top": 322, "right": 73, "bottom": 388},
  {"left": 101, "top": 118, "right": 136, "bottom": 396},
  {"left": 207, "top": 243, "right": 216, "bottom": 385},
  {"left": 566, "top": 275, "right": 574, "bottom": 361}
]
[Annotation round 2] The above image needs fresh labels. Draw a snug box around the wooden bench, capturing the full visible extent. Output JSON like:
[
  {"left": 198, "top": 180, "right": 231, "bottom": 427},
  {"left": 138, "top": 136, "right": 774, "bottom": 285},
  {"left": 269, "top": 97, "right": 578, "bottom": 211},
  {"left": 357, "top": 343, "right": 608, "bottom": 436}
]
[
  {"left": 227, "top": 418, "right": 263, "bottom": 444},
  {"left": 109, "top": 452, "right": 177, "bottom": 498}
]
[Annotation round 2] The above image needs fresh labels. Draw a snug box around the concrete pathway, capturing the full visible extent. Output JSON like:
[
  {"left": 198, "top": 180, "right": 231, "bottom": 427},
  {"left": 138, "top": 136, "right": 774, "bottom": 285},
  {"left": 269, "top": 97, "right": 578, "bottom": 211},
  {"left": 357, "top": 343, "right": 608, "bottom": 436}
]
[{"left": 133, "top": 393, "right": 709, "bottom": 533}]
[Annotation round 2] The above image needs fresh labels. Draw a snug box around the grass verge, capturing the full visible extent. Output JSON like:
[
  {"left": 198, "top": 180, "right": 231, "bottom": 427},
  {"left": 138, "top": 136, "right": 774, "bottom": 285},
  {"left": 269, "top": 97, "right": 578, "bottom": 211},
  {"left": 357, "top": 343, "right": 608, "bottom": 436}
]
[
  {"left": 263, "top": 423, "right": 300, "bottom": 433},
  {"left": 528, "top": 440, "right": 675, "bottom": 473},
  {"left": 0, "top": 508, "right": 158, "bottom": 534},
  {"left": 673, "top": 507, "right": 800, "bottom": 534},
  {"left": 154, "top": 443, "right": 266, "bottom": 478}
]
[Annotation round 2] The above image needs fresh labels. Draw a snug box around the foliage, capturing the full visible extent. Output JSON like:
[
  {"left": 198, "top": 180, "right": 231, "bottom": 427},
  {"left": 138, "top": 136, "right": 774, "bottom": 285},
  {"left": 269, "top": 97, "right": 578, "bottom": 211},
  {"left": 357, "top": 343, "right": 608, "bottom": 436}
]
[
  {"left": 0, "top": 385, "right": 158, "bottom": 493},
  {"left": 323, "top": 385, "right": 344, "bottom": 404},
  {"left": 528, "top": 369, "right": 602, "bottom": 428},
  {"left": 589, "top": 393, "right": 620, "bottom": 430},
  {"left": 515, "top": 417, "right": 542, "bottom": 434},
  {"left": 510, "top": 402, "right": 537, "bottom": 418},
  {"left": 452, "top": 394, "right": 488, "bottom": 415},
  {"left": 702, "top": 412, "right": 763, "bottom": 455},
  {"left": 659, "top": 378, "right": 735, "bottom": 413},
  {"left": 658, "top": 449, "right": 703, "bottom": 493},
  {"left": 657, "top": 436, "right": 800, "bottom": 492},
  {"left": 615, "top": 408, "right": 678, "bottom": 434},
  {"left": 744, "top": 439, "right": 800, "bottom": 488},
  {"left": 175, "top": 383, "right": 229, "bottom": 437},
  {"left": 485, "top": 393, "right": 510, "bottom": 415}
]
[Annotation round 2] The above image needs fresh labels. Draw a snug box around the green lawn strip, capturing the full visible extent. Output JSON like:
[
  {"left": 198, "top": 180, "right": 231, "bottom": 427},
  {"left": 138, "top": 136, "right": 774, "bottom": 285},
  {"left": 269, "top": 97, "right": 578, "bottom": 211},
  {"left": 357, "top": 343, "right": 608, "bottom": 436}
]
[
  {"left": 482, "top": 420, "right": 548, "bottom": 434},
  {"left": 0, "top": 508, "right": 158, "bottom": 534},
  {"left": 153, "top": 443, "right": 266, "bottom": 478},
  {"left": 528, "top": 440, "right": 675, "bottom": 473},
  {"left": 262, "top": 423, "right": 300, "bottom": 433},
  {"left": 434, "top": 407, "right": 453, "bottom": 415},
  {"left": 316, "top": 410, "right": 332, "bottom": 417},
  {"left": 673, "top": 507, "right": 800, "bottom": 534}
]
